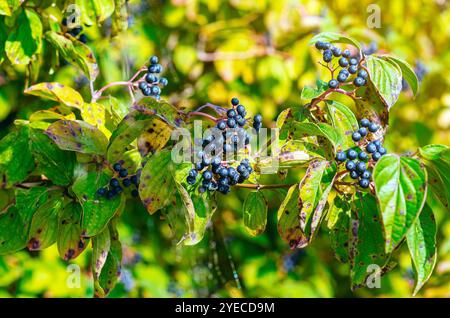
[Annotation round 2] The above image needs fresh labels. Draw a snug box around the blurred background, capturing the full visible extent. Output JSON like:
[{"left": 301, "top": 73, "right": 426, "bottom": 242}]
[{"left": 0, "top": 0, "right": 449, "bottom": 297}]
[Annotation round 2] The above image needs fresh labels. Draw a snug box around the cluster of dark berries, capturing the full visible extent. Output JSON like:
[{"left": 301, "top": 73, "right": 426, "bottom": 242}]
[
  {"left": 96, "top": 162, "right": 141, "bottom": 199},
  {"left": 138, "top": 56, "right": 168, "bottom": 100},
  {"left": 314, "top": 41, "right": 368, "bottom": 88},
  {"left": 186, "top": 98, "right": 262, "bottom": 194},
  {"left": 62, "top": 18, "right": 87, "bottom": 44},
  {"left": 335, "top": 119, "right": 387, "bottom": 188}
]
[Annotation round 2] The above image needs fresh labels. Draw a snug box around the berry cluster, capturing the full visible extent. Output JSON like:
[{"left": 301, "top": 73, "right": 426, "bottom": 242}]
[
  {"left": 96, "top": 162, "right": 141, "bottom": 199},
  {"left": 335, "top": 119, "right": 387, "bottom": 188},
  {"left": 138, "top": 56, "right": 168, "bottom": 100},
  {"left": 62, "top": 18, "right": 87, "bottom": 44},
  {"left": 186, "top": 98, "right": 262, "bottom": 194},
  {"left": 314, "top": 41, "right": 368, "bottom": 88}
]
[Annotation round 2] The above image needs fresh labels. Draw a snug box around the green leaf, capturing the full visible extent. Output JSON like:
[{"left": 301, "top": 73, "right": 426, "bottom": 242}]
[
  {"left": 277, "top": 184, "right": 302, "bottom": 248},
  {"left": 297, "top": 160, "right": 336, "bottom": 247},
  {"left": 0, "top": 126, "right": 35, "bottom": 188},
  {"left": 0, "top": 0, "right": 18, "bottom": 16},
  {"left": 30, "top": 129, "right": 75, "bottom": 186},
  {"left": 71, "top": 170, "right": 124, "bottom": 237},
  {"left": 45, "top": 31, "right": 99, "bottom": 81},
  {"left": 57, "top": 201, "right": 89, "bottom": 261},
  {"left": 80, "top": 102, "right": 111, "bottom": 138},
  {"left": 29, "top": 109, "right": 76, "bottom": 123},
  {"left": 349, "top": 193, "right": 391, "bottom": 289},
  {"left": 384, "top": 56, "right": 419, "bottom": 96},
  {"left": 5, "top": 9, "right": 42, "bottom": 65},
  {"left": 107, "top": 99, "right": 182, "bottom": 163},
  {"left": 0, "top": 187, "right": 48, "bottom": 254},
  {"left": 243, "top": 191, "right": 268, "bottom": 236},
  {"left": 176, "top": 183, "right": 216, "bottom": 246},
  {"left": 419, "top": 145, "right": 450, "bottom": 209},
  {"left": 328, "top": 197, "right": 351, "bottom": 263},
  {"left": 326, "top": 100, "right": 359, "bottom": 151},
  {"left": 92, "top": 226, "right": 110, "bottom": 280},
  {"left": 300, "top": 80, "right": 328, "bottom": 100},
  {"left": 373, "top": 155, "right": 427, "bottom": 253},
  {"left": 139, "top": 149, "right": 176, "bottom": 214},
  {"left": 290, "top": 122, "right": 342, "bottom": 152},
  {"left": 354, "top": 76, "right": 389, "bottom": 129},
  {"left": 24, "top": 82, "right": 84, "bottom": 109},
  {"left": 75, "top": 0, "right": 115, "bottom": 24},
  {"left": 27, "top": 189, "right": 64, "bottom": 250},
  {"left": 45, "top": 120, "right": 108, "bottom": 155},
  {"left": 309, "top": 32, "right": 362, "bottom": 50},
  {"left": 365, "top": 55, "right": 403, "bottom": 110},
  {"left": 406, "top": 204, "right": 437, "bottom": 296},
  {"left": 94, "top": 219, "right": 121, "bottom": 297}
]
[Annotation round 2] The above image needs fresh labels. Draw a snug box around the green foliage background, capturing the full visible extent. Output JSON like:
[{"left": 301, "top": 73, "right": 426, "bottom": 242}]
[{"left": 0, "top": 0, "right": 449, "bottom": 297}]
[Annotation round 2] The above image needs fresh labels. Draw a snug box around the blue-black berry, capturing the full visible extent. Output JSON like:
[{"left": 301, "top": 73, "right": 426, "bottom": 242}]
[
  {"left": 346, "top": 160, "right": 356, "bottom": 171},
  {"left": 342, "top": 49, "right": 351, "bottom": 58},
  {"left": 227, "top": 109, "right": 237, "bottom": 118},
  {"left": 356, "top": 161, "right": 366, "bottom": 173},
  {"left": 336, "top": 151, "right": 347, "bottom": 162},
  {"left": 331, "top": 47, "right": 342, "bottom": 57},
  {"left": 372, "top": 152, "right": 381, "bottom": 161},
  {"left": 361, "top": 170, "right": 371, "bottom": 179},
  {"left": 130, "top": 175, "right": 138, "bottom": 184},
  {"left": 368, "top": 123, "right": 379, "bottom": 132},
  {"left": 378, "top": 147, "right": 387, "bottom": 155},
  {"left": 358, "top": 151, "right": 368, "bottom": 161},
  {"left": 358, "top": 127, "right": 368, "bottom": 137},
  {"left": 113, "top": 163, "right": 122, "bottom": 172},
  {"left": 352, "top": 132, "right": 362, "bottom": 142},
  {"left": 110, "top": 178, "right": 120, "bottom": 187},
  {"left": 354, "top": 77, "right": 366, "bottom": 87},
  {"left": 359, "top": 178, "right": 370, "bottom": 188},
  {"left": 97, "top": 188, "right": 107, "bottom": 196},
  {"left": 231, "top": 97, "right": 239, "bottom": 106},
  {"left": 150, "top": 56, "right": 159, "bottom": 64},
  {"left": 123, "top": 178, "right": 131, "bottom": 187},
  {"left": 357, "top": 69, "right": 368, "bottom": 79},
  {"left": 348, "top": 65, "right": 358, "bottom": 74},
  {"left": 119, "top": 169, "right": 128, "bottom": 178},
  {"left": 348, "top": 149, "right": 358, "bottom": 160},
  {"left": 350, "top": 171, "right": 359, "bottom": 179},
  {"left": 159, "top": 77, "right": 168, "bottom": 86},
  {"left": 131, "top": 189, "right": 139, "bottom": 197},
  {"left": 366, "top": 143, "right": 377, "bottom": 153},
  {"left": 349, "top": 58, "right": 358, "bottom": 65},
  {"left": 360, "top": 118, "right": 370, "bottom": 127},
  {"left": 329, "top": 79, "right": 339, "bottom": 88},
  {"left": 323, "top": 50, "right": 333, "bottom": 62},
  {"left": 338, "top": 57, "right": 349, "bottom": 67}
]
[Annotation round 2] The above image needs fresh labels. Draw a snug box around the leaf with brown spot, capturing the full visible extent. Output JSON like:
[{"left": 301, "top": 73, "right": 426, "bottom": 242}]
[
  {"left": 94, "top": 219, "right": 122, "bottom": 297},
  {"left": 45, "top": 31, "right": 99, "bottom": 80},
  {"left": 373, "top": 154, "right": 427, "bottom": 253},
  {"left": 277, "top": 184, "right": 304, "bottom": 248},
  {"left": 80, "top": 102, "right": 111, "bottom": 139},
  {"left": 71, "top": 170, "right": 124, "bottom": 237},
  {"left": 137, "top": 118, "right": 172, "bottom": 157},
  {"left": 138, "top": 149, "right": 176, "bottom": 215},
  {"left": 57, "top": 201, "right": 89, "bottom": 261},
  {"left": 27, "top": 189, "right": 64, "bottom": 251},
  {"left": 24, "top": 82, "right": 84, "bottom": 109},
  {"left": 92, "top": 226, "right": 111, "bottom": 279},
  {"left": 350, "top": 193, "right": 391, "bottom": 289},
  {"left": 0, "top": 187, "right": 48, "bottom": 254},
  {"left": 46, "top": 120, "right": 108, "bottom": 155},
  {"left": 0, "top": 126, "right": 35, "bottom": 188}
]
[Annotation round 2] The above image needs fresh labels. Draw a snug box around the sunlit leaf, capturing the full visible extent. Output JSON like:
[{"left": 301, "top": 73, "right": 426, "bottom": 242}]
[
  {"left": 407, "top": 204, "right": 437, "bottom": 296},
  {"left": 373, "top": 154, "right": 427, "bottom": 253},
  {"left": 5, "top": 9, "right": 42, "bottom": 65},
  {"left": 0, "top": 126, "right": 35, "bottom": 188},
  {"left": 45, "top": 31, "right": 99, "bottom": 81},
  {"left": 24, "top": 82, "right": 84, "bottom": 109},
  {"left": 243, "top": 191, "right": 268, "bottom": 236}
]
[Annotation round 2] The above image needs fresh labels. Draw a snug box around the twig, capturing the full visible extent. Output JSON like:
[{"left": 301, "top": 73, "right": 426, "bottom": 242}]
[
  {"left": 235, "top": 183, "right": 294, "bottom": 190},
  {"left": 188, "top": 111, "right": 218, "bottom": 123}
]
